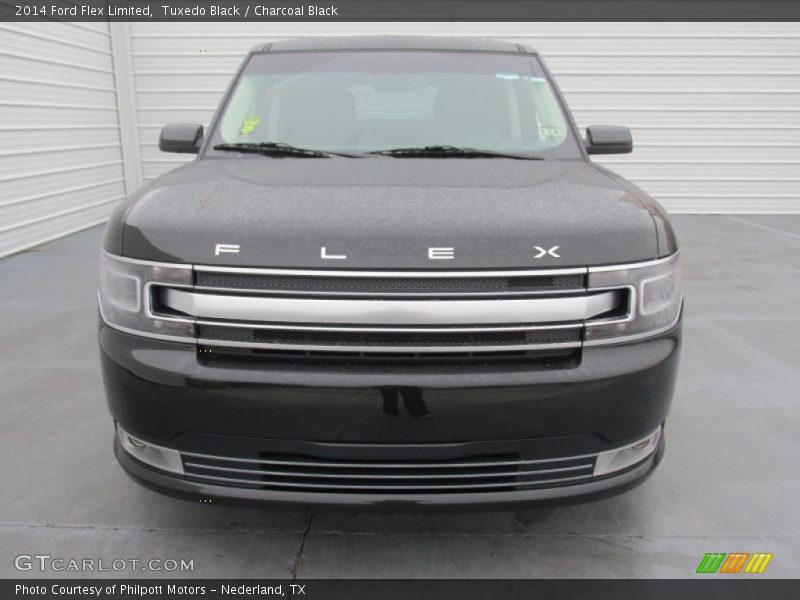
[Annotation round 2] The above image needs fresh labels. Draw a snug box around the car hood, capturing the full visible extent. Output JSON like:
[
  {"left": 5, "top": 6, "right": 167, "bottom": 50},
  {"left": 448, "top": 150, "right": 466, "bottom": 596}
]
[{"left": 119, "top": 157, "right": 658, "bottom": 269}]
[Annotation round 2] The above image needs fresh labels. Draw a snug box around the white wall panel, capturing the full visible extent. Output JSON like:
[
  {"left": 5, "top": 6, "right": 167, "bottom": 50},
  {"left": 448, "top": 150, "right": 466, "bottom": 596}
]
[
  {"left": 127, "top": 22, "right": 800, "bottom": 214},
  {"left": 0, "top": 22, "right": 126, "bottom": 257}
]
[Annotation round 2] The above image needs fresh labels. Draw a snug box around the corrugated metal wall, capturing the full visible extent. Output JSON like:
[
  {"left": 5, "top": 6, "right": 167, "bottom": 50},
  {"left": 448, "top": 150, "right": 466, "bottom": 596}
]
[
  {"left": 0, "top": 22, "right": 127, "bottom": 257},
  {"left": 128, "top": 22, "right": 800, "bottom": 214}
]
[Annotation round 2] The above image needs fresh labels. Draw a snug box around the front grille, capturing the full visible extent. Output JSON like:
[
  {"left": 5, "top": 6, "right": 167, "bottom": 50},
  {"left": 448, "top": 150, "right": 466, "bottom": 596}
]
[
  {"left": 182, "top": 448, "right": 597, "bottom": 494},
  {"left": 154, "top": 265, "right": 621, "bottom": 362},
  {"left": 195, "top": 271, "right": 585, "bottom": 296},
  {"left": 197, "top": 324, "right": 582, "bottom": 349}
]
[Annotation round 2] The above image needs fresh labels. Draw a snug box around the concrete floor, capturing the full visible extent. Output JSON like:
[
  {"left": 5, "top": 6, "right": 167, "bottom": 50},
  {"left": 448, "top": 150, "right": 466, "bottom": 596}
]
[{"left": 0, "top": 215, "right": 798, "bottom": 578}]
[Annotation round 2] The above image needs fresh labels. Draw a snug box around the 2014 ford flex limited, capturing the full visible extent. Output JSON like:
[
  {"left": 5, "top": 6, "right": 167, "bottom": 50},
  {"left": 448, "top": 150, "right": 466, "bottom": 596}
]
[{"left": 99, "top": 37, "right": 681, "bottom": 508}]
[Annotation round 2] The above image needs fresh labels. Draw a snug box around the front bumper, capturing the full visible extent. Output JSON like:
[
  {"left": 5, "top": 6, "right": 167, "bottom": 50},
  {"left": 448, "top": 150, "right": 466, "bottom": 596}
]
[
  {"left": 115, "top": 427, "right": 665, "bottom": 509},
  {"left": 101, "top": 320, "right": 680, "bottom": 508}
]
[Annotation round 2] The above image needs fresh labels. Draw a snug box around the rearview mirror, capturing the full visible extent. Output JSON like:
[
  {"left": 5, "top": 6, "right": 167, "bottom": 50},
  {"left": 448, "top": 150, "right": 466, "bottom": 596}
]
[
  {"left": 585, "top": 125, "right": 633, "bottom": 155},
  {"left": 159, "top": 123, "right": 204, "bottom": 154}
]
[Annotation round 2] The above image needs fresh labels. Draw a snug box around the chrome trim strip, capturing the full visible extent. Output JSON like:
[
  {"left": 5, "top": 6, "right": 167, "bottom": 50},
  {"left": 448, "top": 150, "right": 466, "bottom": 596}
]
[
  {"left": 195, "top": 320, "right": 583, "bottom": 333},
  {"left": 194, "top": 265, "right": 589, "bottom": 278},
  {"left": 184, "top": 462, "right": 593, "bottom": 480},
  {"left": 197, "top": 339, "right": 582, "bottom": 353},
  {"left": 180, "top": 450, "right": 600, "bottom": 468},
  {"left": 99, "top": 318, "right": 194, "bottom": 345},
  {"left": 101, "top": 250, "right": 192, "bottom": 270},
  {"left": 184, "top": 472, "right": 593, "bottom": 491},
  {"left": 192, "top": 285, "right": 585, "bottom": 298},
  {"left": 163, "top": 289, "right": 620, "bottom": 326},
  {"left": 587, "top": 251, "right": 679, "bottom": 274},
  {"left": 101, "top": 250, "right": 676, "bottom": 279}
]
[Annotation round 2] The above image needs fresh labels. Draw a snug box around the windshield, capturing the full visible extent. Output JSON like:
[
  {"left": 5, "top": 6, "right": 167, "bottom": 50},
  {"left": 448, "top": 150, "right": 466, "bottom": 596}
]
[{"left": 208, "top": 51, "right": 582, "bottom": 158}]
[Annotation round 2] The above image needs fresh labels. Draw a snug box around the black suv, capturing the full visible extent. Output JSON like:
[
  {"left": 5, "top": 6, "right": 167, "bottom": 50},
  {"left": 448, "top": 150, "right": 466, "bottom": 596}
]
[{"left": 99, "top": 37, "right": 681, "bottom": 508}]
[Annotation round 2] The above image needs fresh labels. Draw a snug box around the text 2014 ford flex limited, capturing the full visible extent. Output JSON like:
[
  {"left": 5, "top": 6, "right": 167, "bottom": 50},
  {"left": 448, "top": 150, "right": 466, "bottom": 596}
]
[{"left": 99, "top": 37, "right": 682, "bottom": 508}]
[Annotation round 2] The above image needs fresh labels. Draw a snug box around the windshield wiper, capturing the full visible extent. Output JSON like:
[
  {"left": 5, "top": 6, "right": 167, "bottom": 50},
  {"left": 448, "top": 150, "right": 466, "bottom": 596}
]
[
  {"left": 213, "top": 142, "right": 364, "bottom": 158},
  {"left": 368, "top": 145, "right": 544, "bottom": 160}
]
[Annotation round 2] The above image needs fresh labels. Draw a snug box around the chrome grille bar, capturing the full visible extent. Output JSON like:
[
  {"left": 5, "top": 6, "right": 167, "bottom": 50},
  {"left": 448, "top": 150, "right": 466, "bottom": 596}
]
[
  {"left": 193, "top": 265, "right": 588, "bottom": 277},
  {"left": 184, "top": 462, "right": 593, "bottom": 479},
  {"left": 180, "top": 450, "right": 599, "bottom": 468},
  {"left": 181, "top": 447, "right": 597, "bottom": 493},
  {"left": 196, "top": 320, "right": 583, "bottom": 333},
  {"left": 198, "top": 340, "right": 580, "bottom": 353},
  {"left": 183, "top": 472, "right": 594, "bottom": 491},
  {"left": 162, "top": 289, "right": 620, "bottom": 326}
]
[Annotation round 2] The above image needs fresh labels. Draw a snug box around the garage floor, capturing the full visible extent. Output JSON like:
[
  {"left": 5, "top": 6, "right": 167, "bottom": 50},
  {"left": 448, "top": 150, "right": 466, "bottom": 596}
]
[{"left": 1, "top": 215, "right": 798, "bottom": 578}]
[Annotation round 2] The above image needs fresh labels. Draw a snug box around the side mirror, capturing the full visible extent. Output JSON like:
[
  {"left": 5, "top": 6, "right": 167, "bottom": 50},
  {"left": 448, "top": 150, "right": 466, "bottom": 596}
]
[
  {"left": 159, "top": 123, "right": 204, "bottom": 154},
  {"left": 585, "top": 125, "right": 633, "bottom": 155}
]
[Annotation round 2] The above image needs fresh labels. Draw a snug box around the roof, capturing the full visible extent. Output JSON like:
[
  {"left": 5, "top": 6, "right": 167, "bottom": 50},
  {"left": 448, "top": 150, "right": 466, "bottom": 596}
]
[{"left": 252, "top": 36, "right": 537, "bottom": 55}]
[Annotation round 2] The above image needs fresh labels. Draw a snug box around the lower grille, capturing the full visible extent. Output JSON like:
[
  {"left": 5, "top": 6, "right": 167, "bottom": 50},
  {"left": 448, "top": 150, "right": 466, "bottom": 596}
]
[
  {"left": 197, "top": 323, "right": 582, "bottom": 350},
  {"left": 198, "top": 346, "right": 580, "bottom": 368},
  {"left": 182, "top": 448, "right": 597, "bottom": 494}
]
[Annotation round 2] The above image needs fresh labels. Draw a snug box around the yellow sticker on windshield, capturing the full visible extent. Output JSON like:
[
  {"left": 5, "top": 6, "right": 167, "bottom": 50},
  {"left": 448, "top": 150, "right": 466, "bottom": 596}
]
[{"left": 239, "top": 116, "right": 261, "bottom": 136}]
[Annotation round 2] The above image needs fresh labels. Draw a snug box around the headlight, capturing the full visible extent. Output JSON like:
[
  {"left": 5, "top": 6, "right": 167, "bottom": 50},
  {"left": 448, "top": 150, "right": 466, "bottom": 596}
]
[
  {"left": 584, "top": 253, "right": 682, "bottom": 344},
  {"left": 98, "top": 253, "right": 194, "bottom": 340}
]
